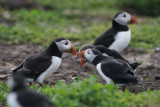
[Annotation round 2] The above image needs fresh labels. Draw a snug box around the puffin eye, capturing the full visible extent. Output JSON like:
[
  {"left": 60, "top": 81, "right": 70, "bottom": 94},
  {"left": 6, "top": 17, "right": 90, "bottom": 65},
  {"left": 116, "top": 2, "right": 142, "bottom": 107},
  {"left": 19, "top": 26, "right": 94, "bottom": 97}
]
[
  {"left": 123, "top": 14, "right": 126, "bottom": 17},
  {"left": 65, "top": 41, "right": 68, "bottom": 45},
  {"left": 88, "top": 51, "right": 89, "bottom": 54}
]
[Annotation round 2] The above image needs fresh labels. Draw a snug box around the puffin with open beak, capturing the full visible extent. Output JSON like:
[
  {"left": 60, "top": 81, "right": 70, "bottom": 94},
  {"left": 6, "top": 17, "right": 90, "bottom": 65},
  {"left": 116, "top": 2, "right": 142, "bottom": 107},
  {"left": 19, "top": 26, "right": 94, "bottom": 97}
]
[
  {"left": 13, "top": 37, "right": 77, "bottom": 85},
  {"left": 93, "top": 11, "right": 138, "bottom": 52},
  {"left": 78, "top": 48, "right": 139, "bottom": 91}
]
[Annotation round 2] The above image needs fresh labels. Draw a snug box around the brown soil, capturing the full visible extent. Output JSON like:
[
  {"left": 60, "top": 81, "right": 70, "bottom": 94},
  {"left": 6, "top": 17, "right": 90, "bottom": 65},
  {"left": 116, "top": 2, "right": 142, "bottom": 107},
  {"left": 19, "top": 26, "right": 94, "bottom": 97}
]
[{"left": 0, "top": 44, "right": 160, "bottom": 94}]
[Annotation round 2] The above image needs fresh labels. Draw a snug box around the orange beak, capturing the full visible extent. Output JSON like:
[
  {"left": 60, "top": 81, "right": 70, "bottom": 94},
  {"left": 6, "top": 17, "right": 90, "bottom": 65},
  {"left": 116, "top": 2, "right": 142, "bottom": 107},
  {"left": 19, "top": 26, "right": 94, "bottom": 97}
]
[
  {"left": 78, "top": 50, "right": 86, "bottom": 67},
  {"left": 128, "top": 15, "right": 138, "bottom": 24},
  {"left": 66, "top": 44, "right": 77, "bottom": 55}
]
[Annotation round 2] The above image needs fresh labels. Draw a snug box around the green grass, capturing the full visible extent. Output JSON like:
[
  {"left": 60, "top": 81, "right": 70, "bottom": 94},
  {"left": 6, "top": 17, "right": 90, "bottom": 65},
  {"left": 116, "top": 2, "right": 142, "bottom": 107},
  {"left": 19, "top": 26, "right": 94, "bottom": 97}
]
[
  {"left": 1, "top": 76, "right": 160, "bottom": 107},
  {"left": 0, "top": 0, "right": 159, "bottom": 50}
]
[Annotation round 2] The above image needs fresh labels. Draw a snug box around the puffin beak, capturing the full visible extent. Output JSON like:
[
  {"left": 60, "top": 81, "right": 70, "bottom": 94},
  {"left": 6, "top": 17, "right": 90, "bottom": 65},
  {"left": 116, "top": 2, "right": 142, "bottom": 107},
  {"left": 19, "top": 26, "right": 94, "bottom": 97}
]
[
  {"left": 78, "top": 50, "right": 86, "bottom": 67},
  {"left": 66, "top": 44, "right": 77, "bottom": 55},
  {"left": 128, "top": 15, "right": 138, "bottom": 24}
]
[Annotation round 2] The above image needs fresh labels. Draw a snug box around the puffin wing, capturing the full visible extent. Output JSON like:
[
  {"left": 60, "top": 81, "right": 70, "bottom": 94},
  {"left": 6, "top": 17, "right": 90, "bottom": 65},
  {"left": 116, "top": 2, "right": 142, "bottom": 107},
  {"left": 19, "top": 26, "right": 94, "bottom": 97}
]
[
  {"left": 101, "top": 59, "right": 138, "bottom": 84},
  {"left": 12, "top": 55, "right": 34, "bottom": 73},
  {"left": 18, "top": 89, "right": 53, "bottom": 107},
  {"left": 14, "top": 54, "right": 51, "bottom": 78},
  {"left": 23, "top": 54, "right": 51, "bottom": 75},
  {"left": 93, "top": 28, "right": 116, "bottom": 47},
  {"left": 95, "top": 45, "right": 127, "bottom": 61}
]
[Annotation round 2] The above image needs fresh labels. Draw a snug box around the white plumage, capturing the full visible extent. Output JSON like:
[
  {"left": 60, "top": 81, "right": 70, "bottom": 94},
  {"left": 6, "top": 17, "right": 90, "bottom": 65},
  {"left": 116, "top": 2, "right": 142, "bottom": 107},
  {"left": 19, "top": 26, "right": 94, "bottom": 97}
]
[{"left": 109, "top": 30, "right": 131, "bottom": 52}]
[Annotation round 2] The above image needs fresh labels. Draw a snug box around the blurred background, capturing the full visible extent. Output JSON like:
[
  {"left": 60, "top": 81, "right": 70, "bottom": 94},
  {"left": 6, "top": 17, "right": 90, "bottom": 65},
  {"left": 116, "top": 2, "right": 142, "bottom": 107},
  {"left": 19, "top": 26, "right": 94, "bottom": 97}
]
[
  {"left": 0, "top": 0, "right": 159, "bottom": 50},
  {"left": 0, "top": 1, "right": 160, "bottom": 107}
]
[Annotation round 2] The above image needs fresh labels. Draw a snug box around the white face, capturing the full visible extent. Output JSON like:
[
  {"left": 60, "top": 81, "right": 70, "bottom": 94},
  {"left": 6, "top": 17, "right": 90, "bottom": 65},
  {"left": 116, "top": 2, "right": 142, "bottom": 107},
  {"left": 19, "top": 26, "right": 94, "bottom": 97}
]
[
  {"left": 84, "top": 49, "right": 97, "bottom": 63},
  {"left": 114, "top": 12, "right": 131, "bottom": 25},
  {"left": 55, "top": 40, "right": 72, "bottom": 52}
]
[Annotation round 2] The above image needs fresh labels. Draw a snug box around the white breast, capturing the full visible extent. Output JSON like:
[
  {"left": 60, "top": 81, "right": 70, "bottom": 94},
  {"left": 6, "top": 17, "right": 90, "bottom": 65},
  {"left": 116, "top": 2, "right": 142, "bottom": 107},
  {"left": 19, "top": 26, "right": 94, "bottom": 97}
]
[
  {"left": 96, "top": 63, "right": 112, "bottom": 84},
  {"left": 36, "top": 56, "right": 62, "bottom": 83},
  {"left": 109, "top": 30, "right": 131, "bottom": 52},
  {"left": 8, "top": 93, "right": 22, "bottom": 107}
]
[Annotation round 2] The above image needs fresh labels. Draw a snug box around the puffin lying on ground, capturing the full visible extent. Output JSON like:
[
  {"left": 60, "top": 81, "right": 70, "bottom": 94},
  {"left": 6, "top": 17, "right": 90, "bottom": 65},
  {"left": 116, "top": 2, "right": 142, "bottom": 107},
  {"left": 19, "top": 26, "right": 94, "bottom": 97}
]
[
  {"left": 7, "top": 73, "right": 53, "bottom": 107},
  {"left": 13, "top": 37, "right": 77, "bottom": 85},
  {"left": 93, "top": 11, "right": 138, "bottom": 52},
  {"left": 79, "top": 45, "right": 141, "bottom": 69},
  {"left": 78, "top": 48, "right": 139, "bottom": 91}
]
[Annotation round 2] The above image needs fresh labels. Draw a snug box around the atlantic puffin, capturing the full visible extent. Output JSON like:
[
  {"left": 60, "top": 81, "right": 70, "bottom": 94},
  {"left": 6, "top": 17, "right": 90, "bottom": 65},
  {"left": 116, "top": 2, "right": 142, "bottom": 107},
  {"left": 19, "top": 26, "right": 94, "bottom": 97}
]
[
  {"left": 78, "top": 48, "right": 138, "bottom": 90},
  {"left": 93, "top": 11, "right": 138, "bottom": 52},
  {"left": 79, "top": 45, "right": 141, "bottom": 69},
  {"left": 13, "top": 37, "right": 77, "bottom": 85},
  {"left": 7, "top": 73, "right": 53, "bottom": 107}
]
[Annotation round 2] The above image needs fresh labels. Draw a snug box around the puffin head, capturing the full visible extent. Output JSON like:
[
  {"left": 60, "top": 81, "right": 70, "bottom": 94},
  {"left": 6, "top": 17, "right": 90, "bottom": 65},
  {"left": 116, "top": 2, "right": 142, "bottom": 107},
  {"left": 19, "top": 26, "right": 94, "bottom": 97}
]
[
  {"left": 114, "top": 11, "right": 138, "bottom": 25},
  {"left": 8, "top": 73, "right": 26, "bottom": 91},
  {"left": 78, "top": 48, "right": 101, "bottom": 67},
  {"left": 79, "top": 45, "right": 94, "bottom": 53},
  {"left": 55, "top": 37, "right": 77, "bottom": 55}
]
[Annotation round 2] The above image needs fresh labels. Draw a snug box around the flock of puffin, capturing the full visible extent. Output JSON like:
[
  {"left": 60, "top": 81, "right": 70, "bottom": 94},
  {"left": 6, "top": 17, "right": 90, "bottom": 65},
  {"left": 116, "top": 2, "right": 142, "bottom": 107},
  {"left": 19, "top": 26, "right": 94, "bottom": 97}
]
[{"left": 7, "top": 11, "right": 140, "bottom": 107}]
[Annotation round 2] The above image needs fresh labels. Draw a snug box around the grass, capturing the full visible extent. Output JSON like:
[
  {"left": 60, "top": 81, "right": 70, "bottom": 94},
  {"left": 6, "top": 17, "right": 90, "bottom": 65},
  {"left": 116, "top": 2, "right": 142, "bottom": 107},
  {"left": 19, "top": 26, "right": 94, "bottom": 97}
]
[
  {"left": 1, "top": 76, "right": 160, "bottom": 107},
  {"left": 0, "top": 0, "right": 159, "bottom": 50}
]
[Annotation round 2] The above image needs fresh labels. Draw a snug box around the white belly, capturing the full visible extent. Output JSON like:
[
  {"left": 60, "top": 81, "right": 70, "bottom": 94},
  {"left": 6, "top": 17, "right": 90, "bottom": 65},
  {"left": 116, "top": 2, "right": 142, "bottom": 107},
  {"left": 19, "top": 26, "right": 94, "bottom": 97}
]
[
  {"left": 36, "top": 56, "right": 62, "bottom": 83},
  {"left": 109, "top": 30, "right": 131, "bottom": 52},
  {"left": 8, "top": 93, "right": 22, "bottom": 107},
  {"left": 96, "top": 63, "right": 112, "bottom": 84}
]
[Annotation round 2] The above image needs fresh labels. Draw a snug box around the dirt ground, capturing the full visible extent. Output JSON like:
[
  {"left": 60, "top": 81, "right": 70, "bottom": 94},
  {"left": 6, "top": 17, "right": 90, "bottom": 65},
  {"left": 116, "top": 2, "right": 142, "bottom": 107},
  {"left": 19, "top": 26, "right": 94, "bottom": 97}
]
[{"left": 0, "top": 43, "right": 160, "bottom": 94}]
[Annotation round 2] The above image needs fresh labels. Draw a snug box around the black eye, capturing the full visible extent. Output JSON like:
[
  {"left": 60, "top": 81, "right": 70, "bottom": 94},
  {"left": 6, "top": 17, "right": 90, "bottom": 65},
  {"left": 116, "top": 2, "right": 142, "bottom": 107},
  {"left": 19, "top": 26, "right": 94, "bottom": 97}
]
[
  {"left": 123, "top": 14, "right": 126, "bottom": 17},
  {"left": 65, "top": 41, "right": 68, "bottom": 45}
]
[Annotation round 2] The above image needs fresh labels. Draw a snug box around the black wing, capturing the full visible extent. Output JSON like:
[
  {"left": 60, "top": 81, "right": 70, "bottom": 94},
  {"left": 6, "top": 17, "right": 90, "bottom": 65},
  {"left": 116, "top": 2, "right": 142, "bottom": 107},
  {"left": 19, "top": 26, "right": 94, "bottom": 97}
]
[
  {"left": 95, "top": 45, "right": 127, "bottom": 61},
  {"left": 95, "top": 45, "right": 141, "bottom": 70},
  {"left": 101, "top": 59, "right": 138, "bottom": 84},
  {"left": 93, "top": 28, "right": 116, "bottom": 47},
  {"left": 18, "top": 89, "right": 53, "bottom": 107},
  {"left": 13, "top": 53, "right": 51, "bottom": 79}
]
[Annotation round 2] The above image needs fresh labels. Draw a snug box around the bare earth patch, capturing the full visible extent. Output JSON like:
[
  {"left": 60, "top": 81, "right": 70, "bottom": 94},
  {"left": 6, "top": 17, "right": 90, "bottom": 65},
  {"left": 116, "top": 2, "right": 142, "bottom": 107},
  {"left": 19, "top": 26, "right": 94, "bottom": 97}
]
[{"left": 0, "top": 44, "right": 160, "bottom": 94}]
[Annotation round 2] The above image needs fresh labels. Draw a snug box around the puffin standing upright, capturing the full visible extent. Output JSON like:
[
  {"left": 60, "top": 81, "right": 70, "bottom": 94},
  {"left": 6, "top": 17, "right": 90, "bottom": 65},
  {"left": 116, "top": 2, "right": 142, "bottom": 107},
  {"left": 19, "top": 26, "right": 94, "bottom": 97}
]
[
  {"left": 79, "top": 45, "right": 141, "bottom": 70},
  {"left": 13, "top": 37, "right": 77, "bottom": 85},
  {"left": 7, "top": 73, "right": 53, "bottom": 107},
  {"left": 93, "top": 11, "right": 138, "bottom": 52},
  {"left": 78, "top": 49, "right": 138, "bottom": 90}
]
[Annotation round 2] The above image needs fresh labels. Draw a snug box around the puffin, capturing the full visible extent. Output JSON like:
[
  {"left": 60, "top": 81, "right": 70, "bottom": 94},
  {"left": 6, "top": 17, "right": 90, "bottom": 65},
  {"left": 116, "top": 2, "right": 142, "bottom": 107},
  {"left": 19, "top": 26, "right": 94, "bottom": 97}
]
[
  {"left": 93, "top": 11, "right": 138, "bottom": 52},
  {"left": 79, "top": 45, "right": 141, "bottom": 70},
  {"left": 7, "top": 73, "right": 54, "bottom": 107},
  {"left": 78, "top": 48, "right": 139, "bottom": 90},
  {"left": 13, "top": 37, "right": 77, "bottom": 85}
]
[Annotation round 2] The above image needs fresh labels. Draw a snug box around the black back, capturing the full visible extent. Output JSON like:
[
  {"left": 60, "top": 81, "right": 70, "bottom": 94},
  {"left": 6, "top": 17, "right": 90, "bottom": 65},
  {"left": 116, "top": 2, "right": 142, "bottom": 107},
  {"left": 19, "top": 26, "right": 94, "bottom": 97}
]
[
  {"left": 93, "top": 18, "right": 129, "bottom": 47},
  {"left": 79, "top": 45, "right": 141, "bottom": 70},
  {"left": 13, "top": 40, "right": 63, "bottom": 81},
  {"left": 92, "top": 55, "right": 138, "bottom": 84},
  {"left": 17, "top": 89, "right": 53, "bottom": 107}
]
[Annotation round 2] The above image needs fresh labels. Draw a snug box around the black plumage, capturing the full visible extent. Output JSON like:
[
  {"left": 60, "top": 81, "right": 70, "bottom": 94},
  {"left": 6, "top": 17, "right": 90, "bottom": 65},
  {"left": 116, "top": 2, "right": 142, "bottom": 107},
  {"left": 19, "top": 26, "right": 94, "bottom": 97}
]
[
  {"left": 8, "top": 73, "right": 53, "bottom": 107},
  {"left": 92, "top": 55, "right": 138, "bottom": 84},
  {"left": 93, "top": 20, "right": 129, "bottom": 47},
  {"left": 13, "top": 40, "right": 62, "bottom": 81},
  {"left": 79, "top": 45, "right": 141, "bottom": 70}
]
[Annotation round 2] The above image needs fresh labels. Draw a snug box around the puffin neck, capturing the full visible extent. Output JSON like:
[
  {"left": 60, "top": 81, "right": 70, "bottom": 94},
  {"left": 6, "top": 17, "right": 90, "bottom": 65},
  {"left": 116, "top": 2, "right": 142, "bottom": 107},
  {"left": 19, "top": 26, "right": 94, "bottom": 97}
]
[
  {"left": 11, "top": 84, "right": 26, "bottom": 92},
  {"left": 92, "top": 55, "right": 107, "bottom": 66},
  {"left": 112, "top": 20, "right": 129, "bottom": 32},
  {"left": 45, "top": 41, "right": 63, "bottom": 58}
]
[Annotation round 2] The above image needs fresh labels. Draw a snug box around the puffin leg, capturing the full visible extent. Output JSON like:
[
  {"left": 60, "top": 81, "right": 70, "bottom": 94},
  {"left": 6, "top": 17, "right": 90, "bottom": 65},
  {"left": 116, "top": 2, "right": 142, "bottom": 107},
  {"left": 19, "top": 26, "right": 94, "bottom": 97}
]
[
  {"left": 118, "top": 84, "right": 126, "bottom": 92},
  {"left": 29, "top": 82, "right": 33, "bottom": 86},
  {"left": 121, "top": 86, "right": 126, "bottom": 92},
  {"left": 39, "top": 83, "right": 42, "bottom": 87}
]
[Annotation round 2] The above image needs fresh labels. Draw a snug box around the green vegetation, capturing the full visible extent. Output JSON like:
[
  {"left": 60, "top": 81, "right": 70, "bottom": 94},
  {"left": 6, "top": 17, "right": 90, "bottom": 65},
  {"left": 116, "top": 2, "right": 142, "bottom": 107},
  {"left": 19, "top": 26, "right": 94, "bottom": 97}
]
[
  {"left": 119, "top": 0, "right": 160, "bottom": 16},
  {"left": 0, "top": 0, "right": 159, "bottom": 50},
  {"left": 0, "top": 76, "right": 160, "bottom": 107}
]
